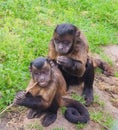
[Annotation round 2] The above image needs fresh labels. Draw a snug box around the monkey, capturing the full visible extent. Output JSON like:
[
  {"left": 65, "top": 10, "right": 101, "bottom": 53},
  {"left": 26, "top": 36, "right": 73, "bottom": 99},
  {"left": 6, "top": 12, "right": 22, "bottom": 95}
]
[
  {"left": 13, "top": 57, "right": 90, "bottom": 127},
  {"left": 48, "top": 23, "right": 113, "bottom": 106}
]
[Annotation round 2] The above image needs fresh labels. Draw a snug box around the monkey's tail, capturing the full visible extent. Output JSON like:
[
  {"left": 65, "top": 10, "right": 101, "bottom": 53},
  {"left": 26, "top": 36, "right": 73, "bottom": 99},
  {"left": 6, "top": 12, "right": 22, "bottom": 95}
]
[
  {"left": 61, "top": 98, "right": 90, "bottom": 124},
  {"left": 92, "top": 58, "right": 114, "bottom": 76}
]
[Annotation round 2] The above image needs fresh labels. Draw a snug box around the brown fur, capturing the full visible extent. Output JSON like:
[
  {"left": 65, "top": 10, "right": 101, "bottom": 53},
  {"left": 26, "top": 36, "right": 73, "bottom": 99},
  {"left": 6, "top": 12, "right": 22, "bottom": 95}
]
[
  {"left": 48, "top": 29, "right": 89, "bottom": 77},
  {"left": 14, "top": 58, "right": 90, "bottom": 125},
  {"left": 26, "top": 62, "right": 67, "bottom": 108},
  {"left": 48, "top": 27, "right": 113, "bottom": 77}
]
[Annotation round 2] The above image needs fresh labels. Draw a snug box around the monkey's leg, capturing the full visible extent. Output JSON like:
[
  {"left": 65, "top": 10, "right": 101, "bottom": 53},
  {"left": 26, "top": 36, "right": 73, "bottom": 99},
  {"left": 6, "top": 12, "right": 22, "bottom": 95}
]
[
  {"left": 41, "top": 98, "right": 58, "bottom": 127},
  {"left": 42, "top": 112, "right": 57, "bottom": 127},
  {"left": 82, "top": 59, "right": 94, "bottom": 106}
]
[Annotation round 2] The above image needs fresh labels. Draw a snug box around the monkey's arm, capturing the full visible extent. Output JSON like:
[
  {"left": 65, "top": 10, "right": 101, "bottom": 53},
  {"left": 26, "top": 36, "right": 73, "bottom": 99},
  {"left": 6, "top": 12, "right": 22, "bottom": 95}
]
[
  {"left": 57, "top": 56, "right": 85, "bottom": 77},
  {"left": 14, "top": 86, "right": 57, "bottom": 110},
  {"left": 57, "top": 40, "right": 88, "bottom": 77},
  {"left": 48, "top": 41, "right": 86, "bottom": 77},
  {"left": 14, "top": 91, "right": 49, "bottom": 110}
]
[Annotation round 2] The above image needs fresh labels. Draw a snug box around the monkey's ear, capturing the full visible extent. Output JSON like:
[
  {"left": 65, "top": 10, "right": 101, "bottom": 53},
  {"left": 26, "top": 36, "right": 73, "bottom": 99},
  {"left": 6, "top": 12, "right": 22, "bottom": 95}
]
[
  {"left": 75, "top": 30, "right": 80, "bottom": 37},
  {"left": 29, "top": 62, "right": 33, "bottom": 72},
  {"left": 54, "top": 24, "right": 59, "bottom": 32},
  {"left": 29, "top": 66, "right": 32, "bottom": 72}
]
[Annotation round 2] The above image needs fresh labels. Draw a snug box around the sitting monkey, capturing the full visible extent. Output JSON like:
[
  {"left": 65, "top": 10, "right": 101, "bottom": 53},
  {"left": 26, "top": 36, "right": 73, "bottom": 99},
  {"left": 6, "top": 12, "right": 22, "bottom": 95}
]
[
  {"left": 13, "top": 57, "right": 90, "bottom": 127},
  {"left": 48, "top": 23, "right": 113, "bottom": 106}
]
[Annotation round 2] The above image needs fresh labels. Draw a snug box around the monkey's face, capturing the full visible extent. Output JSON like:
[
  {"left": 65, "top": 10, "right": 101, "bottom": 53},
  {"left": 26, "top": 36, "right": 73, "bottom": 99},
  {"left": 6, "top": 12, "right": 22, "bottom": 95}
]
[
  {"left": 54, "top": 34, "right": 74, "bottom": 55},
  {"left": 31, "top": 62, "right": 52, "bottom": 87}
]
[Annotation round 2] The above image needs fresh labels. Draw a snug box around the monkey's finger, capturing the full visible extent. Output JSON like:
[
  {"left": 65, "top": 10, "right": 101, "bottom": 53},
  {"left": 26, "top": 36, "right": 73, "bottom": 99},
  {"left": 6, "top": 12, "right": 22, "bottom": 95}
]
[
  {"left": 17, "top": 91, "right": 26, "bottom": 96},
  {"left": 13, "top": 99, "right": 19, "bottom": 104},
  {"left": 16, "top": 92, "right": 24, "bottom": 98},
  {"left": 49, "top": 61, "right": 55, "bottom": 67},
  {"left": 57, "top": 56, "right": 68, "bottom": 61},
  {"left": 13, "top": 98, "right": 21, "bottom": 105},
  {"left": 16, "top": 91, "right": 26, "bottom": 99},
  {"left": 13, "top": 100, "right": 22, "bottom": 105},
  {"left": 57, "top": 60, "right": 66, "bottom": 65},
  {"left": 57, "top": 56, "right": 67, "bottom": 59},
  {"left": 57, "top": 57, "right": 67, "bottom": 63},
  {"left": 58, "top": 57, "right": 69, "bottom": 62}
]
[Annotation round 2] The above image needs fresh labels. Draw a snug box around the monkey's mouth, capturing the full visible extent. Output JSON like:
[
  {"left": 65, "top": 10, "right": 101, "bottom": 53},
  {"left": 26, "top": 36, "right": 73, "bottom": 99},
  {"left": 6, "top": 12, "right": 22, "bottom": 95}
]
[
  {"left": 58, "top": 49, "right": 70, "bottom": 55},
  {"left": 58, "top": 50, "right": 67, "bottom": 54},
  {"left": 38, "top": 82, "right": 48, "bottom": 87}
]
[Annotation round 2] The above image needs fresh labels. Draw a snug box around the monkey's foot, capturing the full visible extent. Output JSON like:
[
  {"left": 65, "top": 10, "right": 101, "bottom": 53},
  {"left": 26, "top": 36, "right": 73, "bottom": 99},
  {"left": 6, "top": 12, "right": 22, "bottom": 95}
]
[
  {"left": 27, "top": 109, "right": 43, "bottom": 119},
  {"left": 82, "top": 88, "right": 94, "bottom": 106},
  {"left": 42, "top": 113, "right": 57, "bottom": 127}
]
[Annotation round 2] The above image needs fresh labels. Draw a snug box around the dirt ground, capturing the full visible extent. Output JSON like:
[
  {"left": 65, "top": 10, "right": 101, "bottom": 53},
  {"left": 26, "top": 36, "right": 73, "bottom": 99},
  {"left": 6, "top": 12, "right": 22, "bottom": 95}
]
[{"left": 0, "top": 45, "right": 118, "bottom": 130}]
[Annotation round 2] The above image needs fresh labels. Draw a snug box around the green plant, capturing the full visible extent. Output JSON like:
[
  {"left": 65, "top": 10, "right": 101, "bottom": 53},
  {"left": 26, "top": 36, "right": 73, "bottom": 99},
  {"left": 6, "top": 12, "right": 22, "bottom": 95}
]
[
  {"left": 94, "top": 94, "right": 105, "bottom": 107},
  {"left": 61, "top": 106, "right": 67, "bottom": 115},
  {"left": 71, "top": 93, "right": 85, "bottom": 104},
  {"left": 90, "top": 110, "right": 113, "bottom": 129},
  {"left": 53, "top": 128, "right": 65, "bottom": 130},
  {"left": 26, "top": 123, "right": 43, "bottom": 130}
]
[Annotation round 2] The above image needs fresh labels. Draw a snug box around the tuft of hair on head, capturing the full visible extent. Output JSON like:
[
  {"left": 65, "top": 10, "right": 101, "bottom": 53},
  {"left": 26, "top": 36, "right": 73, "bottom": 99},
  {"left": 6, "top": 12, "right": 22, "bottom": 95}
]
[
  {"left": 30, "top": 57, "right": 47, "bottom": 69},
  {"left": 55, "top": 23, "right": 77, "bottom": 36}
]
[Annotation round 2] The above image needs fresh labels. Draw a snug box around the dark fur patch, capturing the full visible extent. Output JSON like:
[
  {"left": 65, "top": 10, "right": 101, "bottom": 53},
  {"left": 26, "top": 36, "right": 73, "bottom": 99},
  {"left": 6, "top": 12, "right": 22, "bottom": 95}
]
[
  {"left": 42, "top": 113, "right": 57, "bottom": 127},
  {"left": 82, "top": 59, "right": 94, "bottom": 106},
  {"left": 55, "top": 23, "right": 77, "bottom": 36},
  {"left": 30, "top": 57, "right": 47, "bottom": 69},
  {"left": 64, "top": 107, "right": 80, "bottom": 123},
  {"left": 63, "top": 98, "right": 90, "bottom": 123}
]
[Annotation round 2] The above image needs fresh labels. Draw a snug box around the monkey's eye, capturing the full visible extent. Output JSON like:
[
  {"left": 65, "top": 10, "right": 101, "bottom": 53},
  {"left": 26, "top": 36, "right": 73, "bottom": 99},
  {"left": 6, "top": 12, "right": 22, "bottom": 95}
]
[
  {"left": 55, "top": 39, "right": 60, "bottom": 44},
  {"left": 34, "top": 72, "right": 39, "bottom": 75},
  {"left": 34, "top": 72, "right": 41, "bottom": 76},
  {"left": 41, "top": 71, "right": 45, "bottom": 74},
  {"left": 42, "top": 71, "right": 48, "bottom": 75}
]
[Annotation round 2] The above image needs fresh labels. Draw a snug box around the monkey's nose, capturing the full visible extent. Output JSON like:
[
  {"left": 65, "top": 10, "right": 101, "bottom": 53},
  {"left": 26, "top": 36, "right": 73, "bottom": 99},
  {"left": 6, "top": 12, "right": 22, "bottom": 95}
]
[
  {"left": 40, "top": 79, "right": 44, "bottom": 82},
  {"left": 40, "top": 77, "right": 45, "bottom": 82}
]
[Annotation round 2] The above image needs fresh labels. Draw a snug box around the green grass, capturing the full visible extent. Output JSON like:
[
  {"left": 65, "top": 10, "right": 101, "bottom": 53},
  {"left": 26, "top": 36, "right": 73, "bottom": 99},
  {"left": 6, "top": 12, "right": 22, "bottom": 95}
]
[
  {"left": 89, "top": 94, "right": 114, "bottom": 130},
  {"left": 0, "top": 0, "right": 118, "bottom": 111},
  {"left": 53, "top": 128, "right": 65, "bottom": 130},
  {"left": 94, "top": 94, "right": 105, "bottom": 107},
  {"left": 90, "top": 111, "right": 114, "bottom": 130},
  {"left": 71, "top": 93, "right": 85, "bottom": 104},
  {"left": 26, "top": 123, "right": 43, "bottom": 130}
]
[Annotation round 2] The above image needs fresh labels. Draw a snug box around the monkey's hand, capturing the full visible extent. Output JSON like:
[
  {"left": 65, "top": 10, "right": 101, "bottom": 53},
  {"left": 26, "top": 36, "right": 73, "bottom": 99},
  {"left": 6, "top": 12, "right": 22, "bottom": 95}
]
[
  {"left": 13, "top": 90, "right": 26, "bottom": 106},
  {"left": 57, "top": 56, "right": 73, "bottom": 68},
  {"left": 48, "top": 59, "right": 58, "bottom": 68}
]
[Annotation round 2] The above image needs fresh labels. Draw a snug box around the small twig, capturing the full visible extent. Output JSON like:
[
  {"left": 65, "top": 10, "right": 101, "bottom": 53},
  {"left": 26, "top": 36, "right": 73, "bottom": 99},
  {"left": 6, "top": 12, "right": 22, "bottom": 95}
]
[
  {"left": 0, "top": 103, "right": 14, "bottom": 115},
  {"left": 109, "top": 91, "right": 116, "bottom": 98},
  {"left": 26, "top": 82, "right": 38, "bottom": 92}
]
